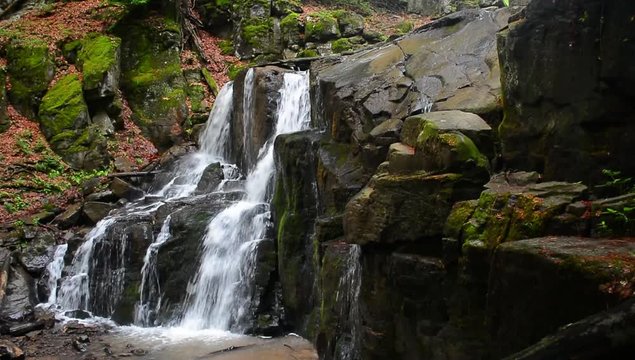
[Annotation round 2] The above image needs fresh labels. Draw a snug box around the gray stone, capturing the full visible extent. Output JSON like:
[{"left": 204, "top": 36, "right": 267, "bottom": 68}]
[
  {"left": 83, "top": 202, "right": 117, "bottom": 223},
  {"left": 92, "top": 111, "right": 115, "bottom": 136},
  {"left": 0, "top": 266, "right": 36, "bottom": 322},
  {"left": 195, "top": 162, "right": 224, "bottom": 194},
  {"left": 52, "top": 203, "right": 83, "bottom": 229},
  {"left": 110, "top": 177, "right": 144, "bottom": 201},
  {"left": 313, "top": 8, "right": 513, "bottom": 146}
]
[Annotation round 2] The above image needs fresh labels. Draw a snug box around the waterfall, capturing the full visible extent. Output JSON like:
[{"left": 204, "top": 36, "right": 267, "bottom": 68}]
[
  {"left": 335, "top": 245, "right": 362, "bottom": 360},
  {"left": 45, "top": 244, "right": 68, "bottom": 304},
  {"left": 52, "top": 82, "right": 235, "bottom": 314},
  {"left": 57, "top": 217, "right": 116, "bottom": 310},
  {"left": 180, "top": 71, "right": 311, "bottom": 331},
  {"left": 134, "top": 215, "right": 172, "bottom": 326}
]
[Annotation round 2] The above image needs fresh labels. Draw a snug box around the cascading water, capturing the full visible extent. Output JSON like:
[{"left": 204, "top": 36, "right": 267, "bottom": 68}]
[
  {"left": 180, "top": 71, "right": 311, "bottom": 331},
  {"left": 335, "top": 245, "right": 362, "bottom": 360},
  {"left": 44, "top": 244, "right": 68, "bottom": 304},
  {"left": 50, "top": 82, "right": 236, "bottom": 316},
  {"left": 134, "top": 215, "right": 172, "bottom": 326},
  {"left": 46, "top": 69, "right": 312, "bottom": 336}
]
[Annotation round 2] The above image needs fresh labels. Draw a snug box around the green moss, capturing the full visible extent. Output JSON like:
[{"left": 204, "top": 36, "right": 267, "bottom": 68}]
[
  {"left": 305, "top": 11, "right": 340, "bottom": 41},
  {"left": 438, "top": 132, "right": 488, "bottom": 168},
  {"left": 218, "top": 39, "right": 234, "bottom": 55},
  {"left": 331, "top": 38, "right": 354, "bottom": 54},
  {"left": 77, "top": 34, "right": 121, "bottom": 90},
  {"left": 444, "top": 200, "right": 478, "bottom": 239},
  {"left": 280, "top": 12, "right": 302, "bottom": 47},
  {"left": 38, "top": 74, "right": 88, "bottom": 139},
  {"left": 6, "top": 40, "right": 55, "bottom": 116},
  {"left": 228, "top": 63, "right": 247, "bottom": 80},
  {"left": 201, "top": 68, "right": 219, "bottom": 96},
  {"left": 395, "top": 20, "right": 414, "bottom": 35},
  {"left": 187, "top": 84, "right": 206, "bottom": 113},
  {"left": 280, "top": 12, "right": 300, "bottom": 29},
  {"left": 297, "top": 49, "right": 319, "bottom": 58},
  {"left": 242, "top": 18, "right": 274, "bottom": 48}
]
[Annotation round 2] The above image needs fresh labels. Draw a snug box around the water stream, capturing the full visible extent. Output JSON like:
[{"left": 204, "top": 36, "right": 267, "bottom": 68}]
[{"left": 43, "top": 69, "right": 312, "bottom": 340}]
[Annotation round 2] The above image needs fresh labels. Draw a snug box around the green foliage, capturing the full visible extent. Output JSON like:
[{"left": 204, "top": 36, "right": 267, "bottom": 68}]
[
  {"left": 68, "top": 168, "right": 109, "bottom": 186},
  {"left": 34, "top": 155, "right": 66, "bottom": 176},
  {"left": 596, "top": 169, "right": 634, "bottom": 197},
  {"left": 3, "top": 195, "right": 28, "bottom": 214},
  {"left": 503, "top": 0, "right": 509, "bottom": 6},
  {"left": 331, "top": 38, "right": 353, "bottom": 53},
  {"left": 395, "top": 20, "right": 414, "bottom": 35},
  {"left": 218, "top": 39, "right": 234, "bottom": 55},
  {"left": 228, "top": 63, "right": 247, "bottom": 80}
]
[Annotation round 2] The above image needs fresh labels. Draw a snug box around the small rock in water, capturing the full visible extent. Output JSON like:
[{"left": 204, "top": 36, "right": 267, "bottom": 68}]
[
  {"left": 131, "top": 348, "right": 147, "bottom": 356},
  {"left": 65, "top": 309, "right": 92, "bottom": 319},
  {"left": 104, "top": 347, "right": 113, "bottom": 356}
]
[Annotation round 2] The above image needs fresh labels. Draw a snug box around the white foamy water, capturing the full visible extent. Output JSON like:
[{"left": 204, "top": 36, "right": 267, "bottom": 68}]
[
  {"left": 45, "top": 244, "right": 68, "bottom": 304},
  {"left": 51, "top": 82, "right": 236, "bottom": 314},
  {"left": 180, "top": 71, "right": 311, "bottom": 330}
]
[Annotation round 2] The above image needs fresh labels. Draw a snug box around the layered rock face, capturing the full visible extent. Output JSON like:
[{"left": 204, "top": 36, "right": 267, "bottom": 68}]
[
  {"left": 498, "top": 0, "right": 635, "bottom": 183},
  {"left": 269, "top": 3, "right": 635, "bottom": 360}
]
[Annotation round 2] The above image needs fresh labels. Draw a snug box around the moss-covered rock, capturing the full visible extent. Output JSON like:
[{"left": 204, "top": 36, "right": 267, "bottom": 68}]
[
  {"left": 38, "top": 74, "right": 109, "bottom": 169},
  {"left": 233, "top": 0, "right": 281, "bottom": 59},
  {"left": 447, "top": 173, "right": 588, "bottom": 249},
  {"left": 6, "top": 40, "right": 55, "bottom": 118},
  {"left": 38, "top": 74, "right": 90, "bottom": 139},
  {"left": 344, "top": 168, "right": 484, "bottom": 245},
  {"left": 333, "top": 11, "right": 364, "bottom": 37},
  {"left": 280, "top": 12, "right": 302, "bottom": 48},
  {"left": 330, "top": 38, "right": 354, "bottom": 54},
  {"left": 76, "top": 34, "right": 122, "bottom": 99},
  {"left": 272, "top": 0, "right": 302, "bottom": 16},
  {"left": 305, "top": 11, "right": 340, "bottom": 42},
  {"left": 117, "top": 15, "right": 187, "bottom": 151}
]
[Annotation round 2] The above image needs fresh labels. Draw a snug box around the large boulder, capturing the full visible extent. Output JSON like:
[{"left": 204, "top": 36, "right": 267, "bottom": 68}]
[
  {"left": 344, "top": 169, "right": 484, "bottom": 245},
  {"left": 233, "top": 0, "right": 280, "bottom": 59},
  {"left": 5, "top": 40, "right": 55, "bottom": 118},
  {"left": 38, "top": 74, "right": 109, "bottom": 170},
  {"left": 313, "top": 8, "right": 513, "bottom": 150},
  {"left": 118, "top": 15, "right": 187, "bottom": 151},
  {"left": 498, "top": 0, "right": 635, "bottom": 183},
  {"left": 76, "top": 34, "right": 121, "bottom": 101},
  {"left": 445, "top": 172, "right": 588, "bottom": 249},
  {"left": 272, "top": 130, "right": 321, "bottom": 327},
  {"left": 488, "top": 237, "right": 635, "bottom": 358}
]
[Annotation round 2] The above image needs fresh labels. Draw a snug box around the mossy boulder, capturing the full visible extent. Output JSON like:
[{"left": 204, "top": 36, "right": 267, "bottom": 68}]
[
  {"left": 272, "top": 0, "right": 302, "bottom": 16},
  {"left": 39, "top": 74, "right": 109, "bottom": 169},
  {"left": 233, "top": 0, "right": 281, "bottom": 58},
  {"left": 344, "top": 168, "right": 485, "bottom": 245},
  {"left": 333, "top": 11, "right": 364, "bottom": 37},
  {"left": 76, "top": 34, "right": 122, "bottom": 100},
  {"left": 330, "top": 38, "right": 354, "bottom": 54},
  {"left": 446, "top": 172, "right": 588, "bottom": 249},
  {"left": 0, "top": 68, "right": 8, "bottom": 132},
  {"left": 118, "top": 16, "right": 187, "bottom": 151},
  {"left": 305, "top": 11, "right": 341, "bottom": 42},
  {"left": 280, "top": 12, "right": 303, "bottom": 48},
  {"left": 6, "top": 40, "right": 55, "bottom": 118}
]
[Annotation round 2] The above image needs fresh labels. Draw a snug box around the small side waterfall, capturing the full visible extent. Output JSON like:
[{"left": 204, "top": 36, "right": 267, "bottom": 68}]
[
  {"left": 134, "top": 215, "right": 172, "bottom": 326},
  {"left": 180, "top": 71, "right": 311, "bottom": 331},
  {"left": 336, "top": 245, "right": 362, "bottom": 360},
  {"left": 45, "top": 244, "right": 68, "bottom": 304}
]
